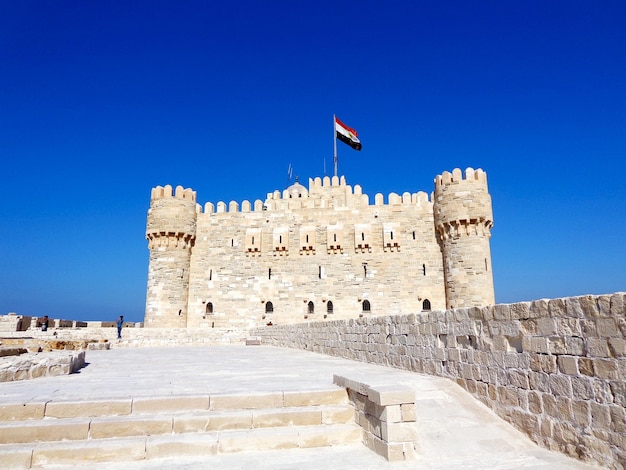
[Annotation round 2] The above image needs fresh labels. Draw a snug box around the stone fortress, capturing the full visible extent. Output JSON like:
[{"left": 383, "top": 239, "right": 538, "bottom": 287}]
[
  {"left": 2, "top": 167, "right": 623, "bottom": 469},
  {"left": 145, "top": 167, "right": 495, "bottom": 329}
]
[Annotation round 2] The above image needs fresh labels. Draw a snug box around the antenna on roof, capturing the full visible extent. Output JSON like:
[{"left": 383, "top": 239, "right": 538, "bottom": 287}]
[{"left": 286, "top": 163, "right": 293, "bottom": 188}]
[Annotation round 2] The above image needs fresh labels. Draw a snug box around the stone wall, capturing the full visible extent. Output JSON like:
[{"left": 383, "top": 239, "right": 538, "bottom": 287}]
[
  {"left": 147, "top": 168, "right": 496, "bottom": 329},
  {"left": 0, "top": 350, "right": 86, "bottom": 382},
  {"left": 253, "top": 293, "right": 626, "bottom": 469},
  {"left": 0, "top": 314, "right": 33, "bottom": 332},
  {"left": 2, "top": 326, "right": 248, "bottom": 348}
]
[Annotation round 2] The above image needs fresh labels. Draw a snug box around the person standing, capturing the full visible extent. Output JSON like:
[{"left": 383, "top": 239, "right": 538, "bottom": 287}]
[
  {"left": 117, "top": 315, "right": 124, "bottom": 339},
  {"left": 41, "top": 315, "right": 49, "bottom": 332}
]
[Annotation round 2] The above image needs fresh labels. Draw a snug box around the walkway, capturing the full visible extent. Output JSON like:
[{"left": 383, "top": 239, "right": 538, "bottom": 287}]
[{"left": 0, "top": 346, "right": 596, "bottom": 469}]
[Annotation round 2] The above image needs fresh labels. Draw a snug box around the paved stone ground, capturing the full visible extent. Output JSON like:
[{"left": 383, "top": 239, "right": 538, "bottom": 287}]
[{"left": 0, "top": 346, "right": 598, "bottom": 469}]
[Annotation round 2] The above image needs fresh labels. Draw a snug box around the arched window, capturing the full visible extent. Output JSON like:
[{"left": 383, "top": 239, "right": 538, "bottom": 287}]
[
  {"left": 362, "top": 300, "right": 371, "bottom": 312},
  {"left": 265, "top": 301, "right": 273, "bottom": 314},
  {"left": 206, "top": 302, "right": 213, "bottom": 314},
  {"left": 422, "top": 299, "right": 431, "bottom": 311},
  {"left": 327, "top": 301, "right": 333, "bottom": 314},
  {"left": 308, "top": 301, "right": 314, "bottom": 314}
]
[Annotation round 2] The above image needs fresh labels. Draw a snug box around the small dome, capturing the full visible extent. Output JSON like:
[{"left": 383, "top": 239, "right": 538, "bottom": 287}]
[{"left": 286, "top": 180, "right": 307, "bottom": 198}]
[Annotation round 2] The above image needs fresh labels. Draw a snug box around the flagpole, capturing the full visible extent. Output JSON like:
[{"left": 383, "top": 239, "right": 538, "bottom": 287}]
[{"left": 333, "top": 114, "right": 338, "bottom": 177}]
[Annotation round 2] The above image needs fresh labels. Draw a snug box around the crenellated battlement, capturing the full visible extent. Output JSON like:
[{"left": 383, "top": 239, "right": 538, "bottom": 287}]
[
  {"left": 434, "top": 167, "right": 488, "bottom": 192},
  {"left": 151, "top": 184, "right": 197, "bottom": 203},
  {"left": 196, "top": 177, "right": 433, "bottom": 214}
]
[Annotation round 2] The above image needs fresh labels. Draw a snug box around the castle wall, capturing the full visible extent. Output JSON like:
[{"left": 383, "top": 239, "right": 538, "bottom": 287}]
[
  {"left": 146, "top": 169, "right": 495, "bottom": 328},
  {"left": 252, "top": 292, "right": 626, "bottom": 469},
  {"left": 186, "top": 183, "right": 447, "bottom": 330}
]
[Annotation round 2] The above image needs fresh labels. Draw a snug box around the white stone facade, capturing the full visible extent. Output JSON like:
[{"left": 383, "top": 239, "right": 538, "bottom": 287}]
[{"left": 144, "top": 168, "right": 495, "bottom": 328}]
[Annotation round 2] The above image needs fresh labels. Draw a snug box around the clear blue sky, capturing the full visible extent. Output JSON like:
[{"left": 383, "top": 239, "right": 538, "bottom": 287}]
[{"left": 1, "top": 1, "right": 624, "bottom": 323}]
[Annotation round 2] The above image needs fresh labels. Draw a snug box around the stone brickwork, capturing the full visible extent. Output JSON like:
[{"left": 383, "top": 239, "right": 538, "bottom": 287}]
[
  {"left": 333, "top": 374, "right": 417, "bottom": 461},
  {"left": 145, "top": 168, "right": 495, "bottom": 329},
  {"left": 0, "top": 350, "right": 86, "bottom": 382},
  {"left": 253, "top": 293, "right": 626, "bottom": 469},
  {"left": 0, "top": 314, "right": 32, "bottom": 332}
]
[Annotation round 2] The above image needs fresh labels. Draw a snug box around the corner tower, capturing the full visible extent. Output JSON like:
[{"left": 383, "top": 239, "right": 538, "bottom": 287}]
[
  {"left": 145, "top": 185, "right": 197, "bottom": 328},
  {"left": 434, "top": 168, "right": 494, "bottom": 309}
]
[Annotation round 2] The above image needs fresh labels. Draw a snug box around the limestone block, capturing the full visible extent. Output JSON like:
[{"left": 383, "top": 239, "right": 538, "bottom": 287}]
[
  {"left": 89, "top": 415, "right": 173, "bottom": 439},
  {"left": 594, "top": 359, "right": 619, "bottom": 380},
  {"left": 31, "top": 437, "right": 146, "bottom": 465},
  {"left": 381, "top": 421, "right": 418, "bottom": 442},
  {"left": 210, "top": 392, "right": 283, "bottom": 410},
  {"left": 0, "top": 446, "right": 33, "bottom": 469},
  {"left": 547, "top": 337, "right": 566, "bottom": 355},
  {"left": 172, "top": 413, "right": 210, "bottom": 433},
  {"left": 557, "top": 356, "right": 579, "bottom": 375},
  {"left": 571, "top": 399, "right": 590, "bottom": 427},
  {"left": 578, "top": 358, "right": 594, "bottom": 376},
  {"left": 549, "top": 375, "right": 573, "bottom": 397},
  {"left": 283, "top": 388, "right": 347, "bottom": 406},
  {"left": 609, "top": 337, "right": 626, "bottom": 356},
  {"left": 321, "top": 405, "right": 355, "bottom": 424},
  {"left": 363, "top": 431, "right": 415, "bottom": 461},
  {"left": 589, "top": 402, "right": 611, "bottom": 430},
  {"left": 145, "top": 433, "right": 218, "bottom": 459},
  {"left": 564, "top": 336, "right": 585, "bottom": 355},
  {"left": 380, "top": 405, "right": 402, "bottom": 423},
  {"left": 0, "top": 402, "right": 45, "bottom": 420},
  {"left": 297, "top": 423, "right": 362, "bottom": 448},
  {"left": 570, "top": 376, "right": 594, "bottom": 400},
  {"left": 217, "top": 427, "right": 299, "bottom": 453},
  {"left": 597, "top": 318, "right": 619, "bottom": 337},
  {"left": 132, "top": 395, "right": 209, "bottom": 414},
  {"left": 387, "top": 441, "right": 418, "bottom": 461},
  {"left": 45, "top": 399, "right": 132, "bottom": 418},
  {"left": 367, "top": 385, "right": 415, "bottom": 406},
  {"left": 609, "top": 405, "right": 626, "bottom": 433},
  {"left": 252, "top": 408, "right": 321, "bottom": 427},
  {"left": 0, "top": 419, "right": 89, "bottom": 444},
  {"left": 173, "top": 410, "right": 252, "bottom": 433}
]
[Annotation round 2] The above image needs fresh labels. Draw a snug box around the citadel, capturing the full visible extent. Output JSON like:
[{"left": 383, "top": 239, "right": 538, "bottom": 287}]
[
  {"left": 144, "top": 167, "right": 495, "bottom": 328},
  {"left": 1, "top": 166, "right": 624, "bottom": 469}
]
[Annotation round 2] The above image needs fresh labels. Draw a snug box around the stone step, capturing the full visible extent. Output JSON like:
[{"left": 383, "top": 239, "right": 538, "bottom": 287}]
[
  {"left": 0, "top": 404, "right": 355, "bottom": 444},
  {"left": 0, "top": 388, "right": 348, "bottom": 421},
  {"left": 0, "top": 423, "right": 363, "bottom": 469}
]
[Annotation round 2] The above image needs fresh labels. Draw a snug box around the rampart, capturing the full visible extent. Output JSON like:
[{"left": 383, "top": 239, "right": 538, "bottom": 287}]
[{"left": 253, "top": 293, "right": 626, "bottom": 469}]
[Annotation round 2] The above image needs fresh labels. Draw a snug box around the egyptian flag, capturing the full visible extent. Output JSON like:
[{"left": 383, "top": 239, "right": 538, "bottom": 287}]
[{"left": 335, "top": 117, "right": 362, "bottom": 151}]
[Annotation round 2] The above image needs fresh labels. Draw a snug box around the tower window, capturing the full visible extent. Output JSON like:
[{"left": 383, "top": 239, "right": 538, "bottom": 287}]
[
  {"left": 265, "top": 301, "right": 273, "bottom": 313},
  {"left": 412, "top": 231, "right": 416, "bottom": 240},
  {"left": 252, "top": 236, "right": 255, "bottom": 244},
  {"left": 318, "top": 266, "right": 322, "bottom": 279},
  {"left": 231, "top": 239, "right": 234, "bottom": 247},
  {"left": 361, "top": 232, "right": 365, "bottom": 241},
  {"left": 327, "top": 301, "right": 334, "bottom": 314},
  {"left": 279, "top": 235, "right": 282, "bottom": 243},
  {"left": 269, "top": 268, "right": 272, "bottom": 279},
  {"left": 206, "top": 302, "right": 214, "bottom": 314},
  {"left": 422, "top": 299, "right": 431, "bottom": 311},
  {"left": 390, "top": 231, "right": 393, "bottom": 240},
  {"left": 423, "top": 264, "right": 426, "bottom": 276},
  {"left": 333, "top": 234, "right": 337, "bottom": 242},
  {"left": 306, "top": 234, "right": 309, "bottom": 243},
  {"left": 209, "top": 269, "right": 212, "bottom": 281},
  {"left": 308, "top": 301, "right": 314, "bottom": 314},
  {"left": 485, "top": 258, "right": 488, "bottom": 271},
  {"left": 362, "top": 300, "right": 371, "bottom": 312}
]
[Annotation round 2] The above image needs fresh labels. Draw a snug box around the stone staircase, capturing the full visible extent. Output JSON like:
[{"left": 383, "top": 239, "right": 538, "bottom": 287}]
[{"left": 0, "top": 389, "right": 361, "bottom": 468}]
